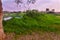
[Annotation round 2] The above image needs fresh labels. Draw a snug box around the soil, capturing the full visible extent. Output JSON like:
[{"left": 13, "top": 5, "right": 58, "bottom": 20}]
[{"left": 4, "top": 32, "right": 60, "bottom": 40}]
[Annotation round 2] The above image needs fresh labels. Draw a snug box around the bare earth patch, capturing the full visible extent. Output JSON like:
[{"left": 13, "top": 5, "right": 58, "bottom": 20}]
[
  {"left": 56, "top": 16, "right": 60, "bottom": 18},
  {"left": 4, "top": 32, "right": 60, "bottom": 40}
]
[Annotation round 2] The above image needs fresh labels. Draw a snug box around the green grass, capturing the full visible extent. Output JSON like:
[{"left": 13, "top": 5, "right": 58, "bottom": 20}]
[
  {"left": 4, "top": 12, "right": 25, "bottom": 18},
  {"left": 3, "top": 12, "right": 60, "bottom": 35}
]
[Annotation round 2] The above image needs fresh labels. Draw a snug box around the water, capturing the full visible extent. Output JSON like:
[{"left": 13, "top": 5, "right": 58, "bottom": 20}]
[
  {"left": 3, "top": 16, "right": 23, "bottom": 21},
  {"left": 3, "top": 17, "right": 12, "bottom": 21}
]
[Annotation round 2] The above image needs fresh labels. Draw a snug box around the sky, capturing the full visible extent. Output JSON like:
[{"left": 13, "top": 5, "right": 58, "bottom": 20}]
[{"left": 2, "top": 0, "right": 60, "bottom": 12}]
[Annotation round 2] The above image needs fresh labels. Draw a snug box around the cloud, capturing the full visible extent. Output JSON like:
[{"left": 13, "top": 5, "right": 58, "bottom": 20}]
[{"left": 2, "top": 0, "right": 60, "bottom": 12}]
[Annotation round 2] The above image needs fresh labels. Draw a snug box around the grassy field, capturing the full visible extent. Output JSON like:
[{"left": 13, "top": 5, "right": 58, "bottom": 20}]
[
  {"left": 3, "top": 11, "right": 60, "bottom": 40},
  {"left": 3, "top": 11, "right": 60, "bottom": 35}
]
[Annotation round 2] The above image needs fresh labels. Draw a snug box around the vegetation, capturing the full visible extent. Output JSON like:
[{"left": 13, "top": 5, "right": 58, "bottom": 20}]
[{"left": 3, "top": 11, "right": 60, "bottom": 35}]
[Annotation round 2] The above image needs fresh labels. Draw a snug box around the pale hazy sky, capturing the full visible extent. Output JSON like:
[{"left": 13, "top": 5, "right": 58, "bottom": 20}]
[{"left": 2, "top": 0, "right": 60, "bottom": 12}]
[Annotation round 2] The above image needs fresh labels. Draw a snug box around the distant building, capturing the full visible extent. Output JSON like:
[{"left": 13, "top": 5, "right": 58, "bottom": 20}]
[{"left": 46, "top": 8, "right": 55, "bottom": 13}]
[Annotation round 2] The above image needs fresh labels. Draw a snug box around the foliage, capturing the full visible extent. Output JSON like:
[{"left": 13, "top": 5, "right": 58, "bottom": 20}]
[
  {"left": 25, "top": 10, "right": 40, "bottom": 17},
  {"left": 3, "top": 11, "right": 60, "bottom": 34}
]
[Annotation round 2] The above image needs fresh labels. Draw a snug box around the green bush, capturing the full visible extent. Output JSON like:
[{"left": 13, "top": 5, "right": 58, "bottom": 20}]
[{"left": 25, "top": 10, "right": 40, "bottom": 18}]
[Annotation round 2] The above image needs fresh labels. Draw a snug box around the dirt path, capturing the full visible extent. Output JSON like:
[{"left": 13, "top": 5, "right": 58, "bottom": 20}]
[{"left": 4, "top": 32, "right": 60, "bottom": 40}]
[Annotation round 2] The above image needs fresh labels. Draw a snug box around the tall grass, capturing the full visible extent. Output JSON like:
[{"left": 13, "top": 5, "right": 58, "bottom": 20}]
[{"left": 3, "top": 11, "right": 60, "bottom": 34}]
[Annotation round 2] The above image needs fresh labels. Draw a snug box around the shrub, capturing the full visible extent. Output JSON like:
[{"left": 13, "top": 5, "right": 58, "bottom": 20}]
[{"left": 25, "top": 10, "right": 40, "bottom": 17}]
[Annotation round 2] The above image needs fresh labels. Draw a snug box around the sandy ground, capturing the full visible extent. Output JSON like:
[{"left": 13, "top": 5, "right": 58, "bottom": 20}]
[{"left": 4, "top": 32, "right": 60, "bottom": 40}]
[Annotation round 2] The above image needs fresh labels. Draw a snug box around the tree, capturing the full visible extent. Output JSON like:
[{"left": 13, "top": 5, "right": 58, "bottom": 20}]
[
  {"left": 51, "top": 9, "right": 55, "bottom": 12},
  {"left": 27, "top": 0, "right": 36, "bottom": 4},
  {"left": 15, "top": 0, "right": 36, "bottom": 10},
  {"left": 0, "top": 0, "right": 5, "bottom": 40},
  {"left": 27, "top": 0, "right": 36, "bottom": 10},
  {"left": 46, "top": 8, "right": 49, "bottom": 12},
  {"left": 15, "top": 0, "right": 23, "bottom": 7}
]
